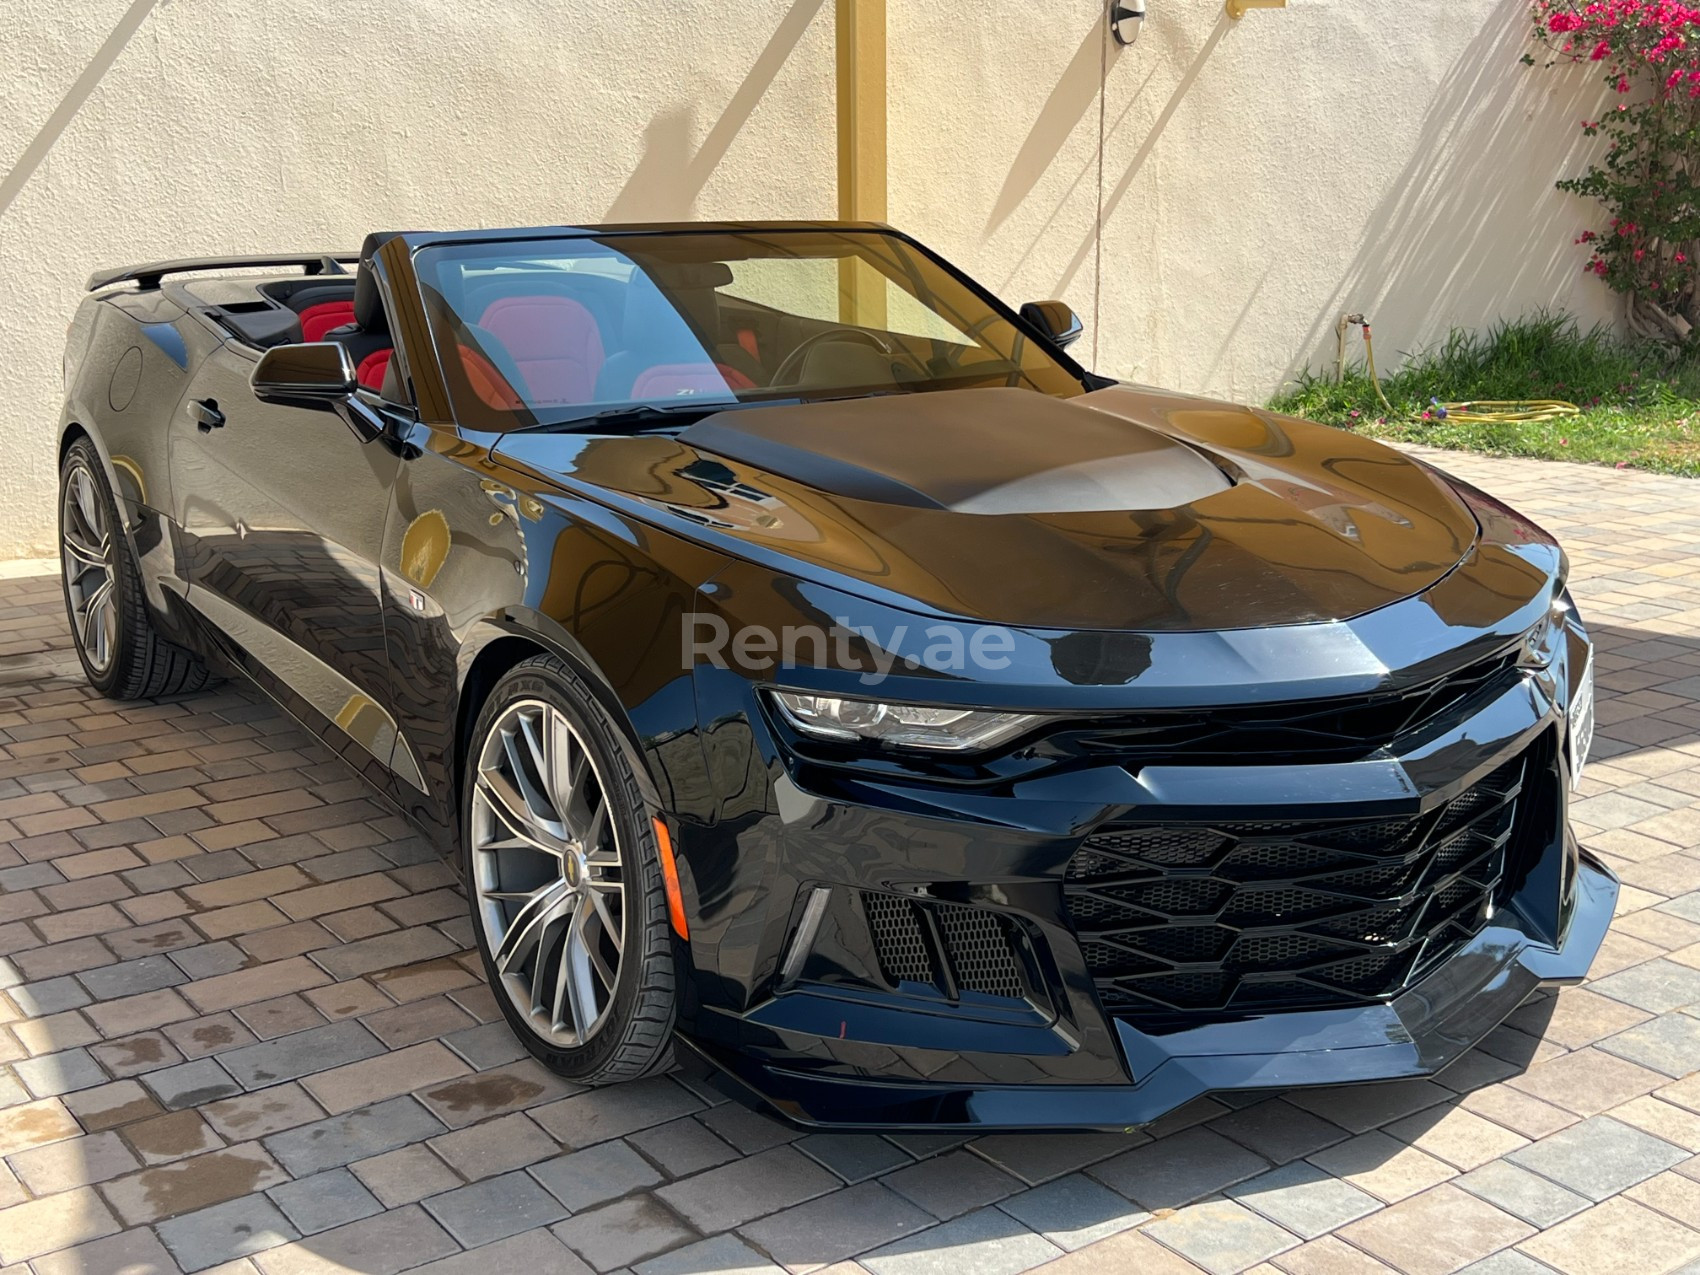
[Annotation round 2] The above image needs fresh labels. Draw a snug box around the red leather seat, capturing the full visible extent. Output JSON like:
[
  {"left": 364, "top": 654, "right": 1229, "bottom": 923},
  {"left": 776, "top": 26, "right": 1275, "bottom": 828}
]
[
  {"left": 323, "top": 232, "right": 405, "bottom": 394},
  {"left": 458, "top": 345, "right": 525, "bottom": 411},
  {"left": 300, "top": 301, "right": 356, "bottom": 343},
  {"left": 356, "top": 350, "right": 392, "bottom": 392},
  {"left": 478, "top": 296, "right": 604, "bottom": 407}
]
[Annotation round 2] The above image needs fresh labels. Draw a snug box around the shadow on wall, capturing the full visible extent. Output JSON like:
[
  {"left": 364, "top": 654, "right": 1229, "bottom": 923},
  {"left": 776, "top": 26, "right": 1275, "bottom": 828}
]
[
  {"left": 1046, "top": 11, "right": 1230, "bottom": 318},
  {"left": 0, "top": 0, "right": 164, "bottom": 223},
  {"left": 982, "top": 10, "right": 1231, "bottom": 370},
  {"left": 0, "top": 0, "right": 824, "bottom": 235},
  {"left": 986, "top": 24, "right": 1160, "bottom": 301},
  {"left": 984, "top": 18, "right": 1111, "bottom": 241},
  {"left": 1079, "top": 12, "right": 1232, "bottom": 290},
  {"left": 603, "top": 0, "right": 827, "bottom": 222},
  {"left": 1283, "top": 0, "right": 1619, "bottom": 386}
]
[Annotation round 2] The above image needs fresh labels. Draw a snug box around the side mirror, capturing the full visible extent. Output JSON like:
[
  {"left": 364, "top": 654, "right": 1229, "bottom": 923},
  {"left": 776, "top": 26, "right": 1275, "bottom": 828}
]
[
  {"left": 251, "top": 342, "right": 356, "bottom": 405},
  {"left": 1020, "top": 300, "right": 1085, "bottom": 351}
]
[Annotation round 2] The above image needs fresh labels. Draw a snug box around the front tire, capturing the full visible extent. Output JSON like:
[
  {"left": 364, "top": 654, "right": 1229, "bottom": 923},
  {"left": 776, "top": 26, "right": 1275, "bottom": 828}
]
[
  {"left": 58, "top": 438, "right": 213, "bottom": 700},
  {"left": 463, "top": 654, "right": 677, "bottom": 1084}
]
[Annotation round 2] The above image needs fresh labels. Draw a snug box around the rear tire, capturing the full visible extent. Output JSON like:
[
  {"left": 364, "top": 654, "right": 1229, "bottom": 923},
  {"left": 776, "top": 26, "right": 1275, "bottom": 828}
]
[
  {"left": 463, "top": 654, "right": 677, "bottom": 1084},
  {"left": 59, "top": 437, "right": 214, "bottom": 700}
]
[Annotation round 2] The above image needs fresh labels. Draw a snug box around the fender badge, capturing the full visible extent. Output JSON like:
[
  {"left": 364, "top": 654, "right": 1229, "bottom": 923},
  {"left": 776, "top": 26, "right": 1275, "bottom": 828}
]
[{"left": 407, "top": 589, "right": 426, "bottom": 612}]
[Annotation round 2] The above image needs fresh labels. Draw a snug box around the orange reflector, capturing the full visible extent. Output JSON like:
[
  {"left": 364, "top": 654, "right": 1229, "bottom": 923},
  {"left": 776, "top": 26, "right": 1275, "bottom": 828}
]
[{"left": 653, "top": 817, "right": 689, "bottom": 940}]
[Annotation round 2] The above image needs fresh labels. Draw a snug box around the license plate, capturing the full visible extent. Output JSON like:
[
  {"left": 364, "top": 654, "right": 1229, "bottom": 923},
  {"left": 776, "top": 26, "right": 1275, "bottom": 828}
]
[{"left": 1568, "top": 649, "right": 1595, "bottom": 790}]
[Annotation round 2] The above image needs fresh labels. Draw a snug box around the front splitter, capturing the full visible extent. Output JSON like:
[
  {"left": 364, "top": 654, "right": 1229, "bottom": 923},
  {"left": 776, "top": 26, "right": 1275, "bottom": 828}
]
[{"left": 681, "top": 854, "right": 1618, "bottom": 1132}]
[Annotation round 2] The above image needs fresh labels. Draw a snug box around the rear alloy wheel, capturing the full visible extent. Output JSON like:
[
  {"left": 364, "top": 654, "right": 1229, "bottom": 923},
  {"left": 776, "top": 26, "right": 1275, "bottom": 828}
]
[
  {"left": 60, "top": 458, "right": 117, "bottom": 676},
  {"left": 58, "top": 438, "right": 213, "bottom": 699},
  {"left": 464, "top": 656, "right": 676, "bottom": 1082}
]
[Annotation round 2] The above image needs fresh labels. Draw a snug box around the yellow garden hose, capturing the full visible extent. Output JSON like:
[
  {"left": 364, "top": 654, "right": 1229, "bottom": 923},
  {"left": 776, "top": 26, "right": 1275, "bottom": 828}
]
[
  {"left": 1356, "top": 320, "right": 1582, "bottom": 425},
  {"left": 1430, "top": 400, "right": 1583, "bottom": 424}
]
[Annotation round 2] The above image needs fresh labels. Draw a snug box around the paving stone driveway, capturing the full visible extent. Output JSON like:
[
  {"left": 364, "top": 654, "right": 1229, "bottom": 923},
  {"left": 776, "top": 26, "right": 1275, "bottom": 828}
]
[{"left": 0, "top": 445, "right": 1697, "bottom": 1275}]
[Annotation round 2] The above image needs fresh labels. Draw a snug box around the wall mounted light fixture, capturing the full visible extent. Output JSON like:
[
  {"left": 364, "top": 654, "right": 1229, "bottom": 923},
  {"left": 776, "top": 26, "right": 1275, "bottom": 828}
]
[
  {"left": 1109, "top": 2, "right": 1145, "bottom": 46},
  {"left": 1226, "top": 0, "right": 1286, "bottom": 18}
]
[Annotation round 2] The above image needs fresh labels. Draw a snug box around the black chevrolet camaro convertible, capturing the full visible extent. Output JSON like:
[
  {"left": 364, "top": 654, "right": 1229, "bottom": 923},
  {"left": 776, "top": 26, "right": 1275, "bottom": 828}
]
[{"left": 55, "top": 223, "right": 1613, "bottom": 1129}]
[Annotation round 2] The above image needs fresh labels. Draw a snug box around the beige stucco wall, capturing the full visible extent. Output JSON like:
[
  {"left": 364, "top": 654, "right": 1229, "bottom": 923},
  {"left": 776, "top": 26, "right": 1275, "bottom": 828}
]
[
  {"left": 0, "top": 0, "right": 1617, "bottom": 558},
  {"left": 892, "top": 0, "right": 1619, "bottom": 396},
  {"left": 0, "top": 0, "right": 837, "bottom": 558}
]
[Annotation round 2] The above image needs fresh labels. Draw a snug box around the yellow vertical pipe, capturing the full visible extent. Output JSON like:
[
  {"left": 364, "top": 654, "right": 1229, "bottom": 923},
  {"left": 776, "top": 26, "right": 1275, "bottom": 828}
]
[{"left": 836, "top": 0, "right": 886, "bottom": 326}]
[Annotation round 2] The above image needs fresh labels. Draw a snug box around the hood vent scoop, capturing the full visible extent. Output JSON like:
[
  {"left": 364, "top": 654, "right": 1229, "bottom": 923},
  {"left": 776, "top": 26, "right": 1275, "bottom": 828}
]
[{"left": 676, "top": 387, "right": 1232, "bottom": 515}]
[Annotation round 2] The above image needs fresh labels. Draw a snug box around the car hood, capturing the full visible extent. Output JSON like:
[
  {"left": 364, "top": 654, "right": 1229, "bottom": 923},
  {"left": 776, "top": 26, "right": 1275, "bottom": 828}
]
[{"left": 492, "top": 385, "right": 1481, "bottom": 632}]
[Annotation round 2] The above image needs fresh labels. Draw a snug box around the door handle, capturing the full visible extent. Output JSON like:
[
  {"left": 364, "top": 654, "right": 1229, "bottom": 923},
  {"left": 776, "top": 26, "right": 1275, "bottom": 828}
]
[{"left": 188, "top": 399, "right": 225, "bottom": 432}]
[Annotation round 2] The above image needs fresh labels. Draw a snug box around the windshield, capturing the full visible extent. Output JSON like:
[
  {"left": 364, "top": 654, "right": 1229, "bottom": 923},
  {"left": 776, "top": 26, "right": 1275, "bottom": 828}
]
[{"left": 413, "top": 229, "right": 1086, "bottom": 431}]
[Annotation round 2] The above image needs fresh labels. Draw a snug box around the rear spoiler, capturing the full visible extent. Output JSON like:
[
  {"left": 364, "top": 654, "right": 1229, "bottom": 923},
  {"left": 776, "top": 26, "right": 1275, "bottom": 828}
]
[{"left": 87, "top": 252, "right": 359, "bottom": 292}]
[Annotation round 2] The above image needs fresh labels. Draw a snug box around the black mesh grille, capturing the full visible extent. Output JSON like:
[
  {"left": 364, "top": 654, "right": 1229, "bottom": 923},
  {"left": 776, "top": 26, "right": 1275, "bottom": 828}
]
[
  {"left": 1064, "top": 748, "right": 1539, "bottom": 1023},
  {"left": 936, "top": 906, "right": 1026, "bottom": 999},
  {"left": 862, "top": 892, "right": 932, "bottom": 986},
  {"left": 862, "top": 893, "right": 1029, "bottom": 1001},
  {"left": 1136, "top": 926, "right": 1231, "bottom": 963}
]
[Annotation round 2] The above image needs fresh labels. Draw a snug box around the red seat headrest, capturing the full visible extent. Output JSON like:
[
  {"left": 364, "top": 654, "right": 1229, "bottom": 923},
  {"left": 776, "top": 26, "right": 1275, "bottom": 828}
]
[
  {"left": 300, "top": 301, "right": 356, "bottom": 343},
  {"left": 356, "top": 349, "right": 392, "bottom": 391}
]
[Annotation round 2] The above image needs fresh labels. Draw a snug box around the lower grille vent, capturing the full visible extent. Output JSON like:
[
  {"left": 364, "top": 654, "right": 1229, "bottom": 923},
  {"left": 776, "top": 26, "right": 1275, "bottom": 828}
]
[
  {"left": 862, "top": 892, "right": 1028, "bottom": 1002},
  {"left": 936, "top": 906, "right": 1026, "bottom": 1000},
  {"left": 862, "top": 892, "right": 933, "bottom": 986}
]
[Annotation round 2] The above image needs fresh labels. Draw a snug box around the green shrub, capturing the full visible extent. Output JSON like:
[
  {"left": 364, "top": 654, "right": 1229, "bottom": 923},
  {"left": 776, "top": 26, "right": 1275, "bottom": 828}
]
[
  {"left": 1268, "top": 312, "right": 1700, "bottom": 477},
  {"left": 1272, "top": 312, "right": 1700, "bottom": 422}
]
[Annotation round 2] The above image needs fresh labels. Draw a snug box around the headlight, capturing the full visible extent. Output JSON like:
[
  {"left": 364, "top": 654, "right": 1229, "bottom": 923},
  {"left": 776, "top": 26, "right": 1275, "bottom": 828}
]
[{"left": 770, "top": 691, "right": 1046, "bottom": 753}]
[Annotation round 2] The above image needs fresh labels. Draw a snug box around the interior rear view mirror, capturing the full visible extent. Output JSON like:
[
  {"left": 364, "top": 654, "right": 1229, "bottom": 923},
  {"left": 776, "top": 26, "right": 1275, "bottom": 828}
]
[
  {"left": 1020, "top": 300, "right": 1085, "bottom": 351},
  {"left": 251, "top": 342, "right": 357, "bottom": 405}
]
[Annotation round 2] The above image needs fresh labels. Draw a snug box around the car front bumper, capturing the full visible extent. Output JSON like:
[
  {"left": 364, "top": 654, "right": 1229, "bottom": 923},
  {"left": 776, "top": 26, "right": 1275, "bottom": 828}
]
[
  {"left": 675, "top": 616, "right": 1612, "bottom": 1132},
  {"left": 681, "top": 848, "right": 1615, "bottom": 1130}
]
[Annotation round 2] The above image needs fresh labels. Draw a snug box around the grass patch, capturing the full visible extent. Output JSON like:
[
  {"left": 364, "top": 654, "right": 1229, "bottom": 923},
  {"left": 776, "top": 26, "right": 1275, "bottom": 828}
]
[{"left": 1268, "top": 312, "right": 1700, "bottom": 477}]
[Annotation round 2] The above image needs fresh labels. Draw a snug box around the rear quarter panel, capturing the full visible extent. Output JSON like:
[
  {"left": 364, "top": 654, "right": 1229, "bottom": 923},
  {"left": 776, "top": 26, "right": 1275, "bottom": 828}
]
[{"left": 60, "top": 290, "right": 222, "bottom": 620}]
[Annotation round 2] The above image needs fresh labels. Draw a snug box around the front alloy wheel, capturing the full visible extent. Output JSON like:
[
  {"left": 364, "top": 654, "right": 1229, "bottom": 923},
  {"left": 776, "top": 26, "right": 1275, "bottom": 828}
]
[
  {"left": 464, "top": 656, "right": 676, "bottom": 1083},
  {"left": 472, "top": 699, "right": 626, "bottom": 1044}
]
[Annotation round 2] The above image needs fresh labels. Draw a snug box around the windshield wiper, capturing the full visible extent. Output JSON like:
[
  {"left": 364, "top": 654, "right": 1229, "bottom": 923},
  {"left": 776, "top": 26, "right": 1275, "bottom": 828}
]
[
  {"left": 512, "top": 401, "right": 739, "bottom": 435},
  {"left": 805, "top": 389, "right": 917, "bottom": 404},
  {"left": 510, "top": 389, "right": 921, "bottom": 435},
  {"left": 515, "top": 395, "right": 827, "bottom": 435}
]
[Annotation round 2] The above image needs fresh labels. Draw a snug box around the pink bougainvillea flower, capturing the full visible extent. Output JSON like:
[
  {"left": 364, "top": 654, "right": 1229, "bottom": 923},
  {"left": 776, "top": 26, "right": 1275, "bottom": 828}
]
[{"left": 1532, "top": 1, "right": 1700, "bottom": 319}]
